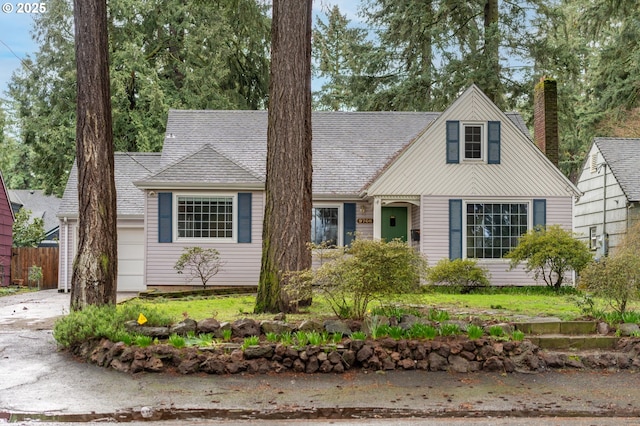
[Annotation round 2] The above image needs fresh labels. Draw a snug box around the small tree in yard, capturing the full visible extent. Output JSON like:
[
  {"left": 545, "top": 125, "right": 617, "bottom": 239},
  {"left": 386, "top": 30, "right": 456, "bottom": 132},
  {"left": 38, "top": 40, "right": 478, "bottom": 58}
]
[
  {"left": 312, "top": 239, "right": 427, "bottom": 320},
  {"left": 580, "top": 221, "right": 640, "bottom": 315},
  {"left": 505, "top": 225, "right": 592, "bottom": 291},
  {"left": 174, "top": 247, "right": 223, "bottom": 288},
  {"left": 12, "top": 209, "right": 46, "bottom": 247}
]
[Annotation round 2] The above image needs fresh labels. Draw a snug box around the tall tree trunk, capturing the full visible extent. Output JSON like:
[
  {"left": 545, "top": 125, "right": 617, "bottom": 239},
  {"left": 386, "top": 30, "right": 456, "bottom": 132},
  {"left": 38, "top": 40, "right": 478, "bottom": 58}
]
[
  {"left": 255, "top": 0, "right": 313, "bottom": 314},
  {"left": 483, "top": 0, "right": 501, "bottom": 106},
  {"left": 70, "top": 0, "right": 118, "bottom": 310}
]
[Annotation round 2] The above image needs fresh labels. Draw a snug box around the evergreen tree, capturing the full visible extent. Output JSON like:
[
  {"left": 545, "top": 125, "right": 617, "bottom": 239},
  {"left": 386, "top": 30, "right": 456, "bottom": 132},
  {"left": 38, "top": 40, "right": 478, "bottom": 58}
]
[
  {"left": 256, "top": 0, "right": 313, "bottom": 314},
  {"left": 6, "top": 0, "right": 271, "bottom": 196},
  {"left": 70, "top": 0, "right": 118, "bottom": 310},
  {"left": 312, "top": 4, "right": 371, "bottom": 111}
]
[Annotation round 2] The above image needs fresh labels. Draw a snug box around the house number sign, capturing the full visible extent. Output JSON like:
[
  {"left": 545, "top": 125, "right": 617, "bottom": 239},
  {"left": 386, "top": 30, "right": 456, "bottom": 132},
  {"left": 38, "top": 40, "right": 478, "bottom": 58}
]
[{"left": 357, "top": 218, "right": 374, "bottom": 224}]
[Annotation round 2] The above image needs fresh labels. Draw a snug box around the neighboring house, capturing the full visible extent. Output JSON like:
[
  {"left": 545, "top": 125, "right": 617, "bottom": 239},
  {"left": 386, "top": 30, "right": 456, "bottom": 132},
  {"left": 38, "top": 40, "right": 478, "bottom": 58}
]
[
  {"left": 58, "top": 84, "right": 580, "bottom": 293},
  {"left": 574, "top": 138, "right": 640, "bottom": 257},
  {"left": 9, "top": 189, "right": 62, "bottom": 247},
  {"left": 0, "top": 171, "right": 14, "bottom": 286},
  {"left": 57, "top": 153, "right": 161, "bottom": 292}
]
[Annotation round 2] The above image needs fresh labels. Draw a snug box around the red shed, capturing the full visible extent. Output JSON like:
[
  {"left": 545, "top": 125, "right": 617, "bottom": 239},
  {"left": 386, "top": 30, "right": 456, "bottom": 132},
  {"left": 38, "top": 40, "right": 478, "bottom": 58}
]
[{"left": 0, "top": 171, "right": 13, "bottom": 286}]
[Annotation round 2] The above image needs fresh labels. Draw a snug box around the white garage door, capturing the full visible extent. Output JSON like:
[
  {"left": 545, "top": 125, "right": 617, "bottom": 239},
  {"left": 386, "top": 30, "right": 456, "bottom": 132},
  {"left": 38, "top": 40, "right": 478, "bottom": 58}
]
[{"left": 118, "top": 227, "right": 145, "bottom": 292}]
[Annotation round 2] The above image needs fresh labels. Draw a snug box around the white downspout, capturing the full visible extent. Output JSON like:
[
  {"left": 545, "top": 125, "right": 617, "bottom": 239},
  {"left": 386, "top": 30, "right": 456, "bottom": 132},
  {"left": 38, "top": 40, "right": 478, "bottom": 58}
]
[
  {"left": 63, "top": 217, "right": 69, "bottom": 293},
  {"left": 373, "top": 197, "right": 382, "bottom": 240}
]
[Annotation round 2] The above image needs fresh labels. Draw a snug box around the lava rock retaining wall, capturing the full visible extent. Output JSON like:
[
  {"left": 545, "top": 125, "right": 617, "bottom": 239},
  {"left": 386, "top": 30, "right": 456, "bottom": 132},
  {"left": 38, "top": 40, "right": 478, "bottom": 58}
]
[{"left": 71, "top": 315, "right": 640, "bottom": 375}]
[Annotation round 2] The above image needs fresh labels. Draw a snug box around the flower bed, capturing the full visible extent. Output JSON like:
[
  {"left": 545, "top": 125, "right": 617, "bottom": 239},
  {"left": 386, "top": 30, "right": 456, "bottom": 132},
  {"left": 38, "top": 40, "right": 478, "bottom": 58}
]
[{"left": 68, "top": 316, "right": 640, "bottom": 375}]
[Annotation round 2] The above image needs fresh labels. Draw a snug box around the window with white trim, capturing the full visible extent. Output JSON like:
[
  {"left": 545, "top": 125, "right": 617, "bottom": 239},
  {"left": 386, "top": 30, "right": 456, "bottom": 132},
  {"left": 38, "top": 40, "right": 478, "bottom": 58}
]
[
  {"left": 464, "top": 124, "right": 483, "bottom": 160},
  {"left": 466, "top": 202, "right": 529, "bottom": 259},
  {"left": 176, "top": 195, "right": 234, "bottom": 240},
  {"left": 311, "top": 205, "right": 341, "bottom": 246}
]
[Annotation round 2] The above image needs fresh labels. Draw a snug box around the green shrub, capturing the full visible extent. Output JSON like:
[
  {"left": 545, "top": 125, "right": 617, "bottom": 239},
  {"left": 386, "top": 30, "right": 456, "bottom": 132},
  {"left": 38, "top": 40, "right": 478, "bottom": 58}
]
[
  {"left": 279, "top": 331, "right": 293, "bottom": 346},
  {"left": 53, "top": 305, "right": 120, "bottom": 348},
  {"left": 112, "top": 331, "right": 134, "bottom": 345},
  {"left": 313, "top": 238, "right": 427, "bottom": 320},
  {"left": 580, "top": 256, "right": 640, "bottom": 316},
  {"left": 294, "top": 331, "right": 309, "bottom": 347},
  {"left": 331, "top": 332, "right": 343, "bottom": 344},
  {"left": 488, "top": 325, "right": 505, "bottom": 338},
  {"left": 579, "top": 224, "right": 640, "bottom": 315},
  {"left": 427, "top": 258, "right": 490, "bottom": 293},
  {"left": 505, "top": 225, "right": 592, "bottom": 291},
  {"left": 427, "top": 309, "right": 450, "bottom": 322},
  {"left": 388, "top": 326, "right": 405, "bottom": 340},
  {"left": 438, "top": 323, "right": 460, "bottom": 336},
  {"left": 134, "top": 335, "right": 153, "bottom": 347},
  {"left": 365, "top": 315, "right": 386, "bottom": 339},
  {"left": 221, "top": 329, "right": 232, "bottom": 341},
  {"left": 195, "top": 333, "right": 214, "bottom": 346},
  {"left": 466, "top": 324, "right": 484, "bottom": 340},
  {"left": 511, "top": 330, "right": 525, "bottom": 341},
  {"left": 265, "top": 332, "right": 279, "bottom": 342},
  {"left": 370, "top": 305, "right": 421, "bottom": 321},
  {"left": 241, "top": 335, "right": 260, "bottom": 350},
  {"left": 168, "top": 333, "right": 186, "bottom": 348},
  {"left": 53, "top": 302, "right": 175, "bottom": 348},
  {"left": 351, "top": 331, "right": 366, "bottom": 340},
  {"left": 621, "top": 311, "right": 640, "bottom": 324},
  {"left": 306, "top": 331, "right": 324, "bottom": 346},
  {"left": 408, "top": 323, "right": 438, "bottom": 339}
]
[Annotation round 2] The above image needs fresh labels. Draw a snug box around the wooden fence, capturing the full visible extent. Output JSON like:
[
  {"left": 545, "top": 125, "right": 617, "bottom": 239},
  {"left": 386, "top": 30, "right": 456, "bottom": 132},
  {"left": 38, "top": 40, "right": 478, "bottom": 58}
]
[{"left": 11, "top": 247, "right": 59, "bottom": 289}]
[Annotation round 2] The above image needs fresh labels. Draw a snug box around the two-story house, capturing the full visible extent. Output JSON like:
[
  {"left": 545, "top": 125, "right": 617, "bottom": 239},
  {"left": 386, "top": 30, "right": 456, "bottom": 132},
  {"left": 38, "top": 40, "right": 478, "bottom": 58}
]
[{"left": 58, "top": 84, "right": 580, "bottom": 292}]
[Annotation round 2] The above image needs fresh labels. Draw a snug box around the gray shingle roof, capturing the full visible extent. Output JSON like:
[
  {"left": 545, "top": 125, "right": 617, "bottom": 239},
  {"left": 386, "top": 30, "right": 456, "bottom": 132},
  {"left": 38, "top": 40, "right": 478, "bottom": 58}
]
[
  {"left": 148, "top": 110, "right": 530, "bottom": 196},
  {"left": 142, "top": 144, "right": 263, "bottom": 186},
  {"left": 8, "top": 190, "right": 61, "bottom": 234},
  {"left": 595, "top": 138, "right": 640, "bottom": 202},
  {"left": 58, "top": 153, "right": 161, "bottom": 217}
]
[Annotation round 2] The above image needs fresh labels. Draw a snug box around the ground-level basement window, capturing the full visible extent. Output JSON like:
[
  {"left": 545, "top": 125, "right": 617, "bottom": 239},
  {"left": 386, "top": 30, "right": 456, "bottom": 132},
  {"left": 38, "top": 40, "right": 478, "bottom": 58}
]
[
  {"left": 177, "top": 196, "right": 233, "bottom": 239},
  {"left": 466, "top": 202, "right": 528, "bottom": 259}
]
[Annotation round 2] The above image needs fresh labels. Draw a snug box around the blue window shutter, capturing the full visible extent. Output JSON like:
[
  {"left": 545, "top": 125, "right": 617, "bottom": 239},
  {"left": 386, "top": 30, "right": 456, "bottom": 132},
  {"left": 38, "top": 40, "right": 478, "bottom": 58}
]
[
  {"left": 449, "top": 199, "right": 463, "bottom": 259},
  {"left": 238, "top": 193, "right": 252, "bottom": 243},
  {"left": 487, "top": 121, "right": 501, "bottom": 164},
  {"left": 343, "top": 203, "right": 356, "bottom": 246},
  {"left": 446, "top": 121, "right": 460, "bottom": 164},
  {"left": 533, "top": 199, "right": 546, "bottom": 229},
  {"left": 158, "top": 192, "right": 172, "bottom": 243}
]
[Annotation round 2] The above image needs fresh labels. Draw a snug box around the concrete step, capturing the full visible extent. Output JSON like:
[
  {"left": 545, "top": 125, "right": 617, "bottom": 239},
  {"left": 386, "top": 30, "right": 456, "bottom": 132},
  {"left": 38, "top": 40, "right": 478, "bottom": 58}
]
[
  {"left": 515, "top": 321, "right": 597, "bottom": 335},
  {"left": 528, "top": 335, "right": 620, "bottom": 350}
]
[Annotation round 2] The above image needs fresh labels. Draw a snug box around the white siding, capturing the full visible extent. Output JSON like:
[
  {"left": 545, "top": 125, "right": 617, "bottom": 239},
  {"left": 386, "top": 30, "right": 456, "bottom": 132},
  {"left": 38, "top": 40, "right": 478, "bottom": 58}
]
[
  {"left": 145, "top": 190, "right": 263, "bottom": 287},
  {"left": 58, "top": 218, "right": 145, "bottom": 292},
  {"left": 575, "top": 144, "right": 629, "bottom": 254},
  {"left": 57, "top": 219, "right": 76, "bottom": 292},
  {"left": 367, "top": 86, "right": 576, "bottom": 199},
  {"left": 421, "top": 195, "right": 574, "bottom": 286}
]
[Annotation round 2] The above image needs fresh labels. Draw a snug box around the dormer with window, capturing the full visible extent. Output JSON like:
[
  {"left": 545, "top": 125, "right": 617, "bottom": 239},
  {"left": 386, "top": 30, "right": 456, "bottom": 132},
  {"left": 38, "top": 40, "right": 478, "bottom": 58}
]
[{"left": 446, "top": 120, "right": 501, "bottom": 164}]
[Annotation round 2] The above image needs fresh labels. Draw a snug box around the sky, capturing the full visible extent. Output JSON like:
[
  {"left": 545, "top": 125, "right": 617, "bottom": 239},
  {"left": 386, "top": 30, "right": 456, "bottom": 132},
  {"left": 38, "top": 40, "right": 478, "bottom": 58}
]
[
  {"left": 0, "top": 7, "right": 38, "bottom": 98},
  {"left": 0, "top": 0, "right": 362, "bottom": 101}
]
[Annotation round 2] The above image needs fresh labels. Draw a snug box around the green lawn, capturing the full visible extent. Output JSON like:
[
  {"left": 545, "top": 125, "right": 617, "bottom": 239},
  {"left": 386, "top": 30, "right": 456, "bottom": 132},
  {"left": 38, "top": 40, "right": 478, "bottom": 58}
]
[
  {"left": 127, "top": 287, "right": 639, "bottom": 324},
  {"left": 0, "top": 286, "right": 37, "bottom": 298}
]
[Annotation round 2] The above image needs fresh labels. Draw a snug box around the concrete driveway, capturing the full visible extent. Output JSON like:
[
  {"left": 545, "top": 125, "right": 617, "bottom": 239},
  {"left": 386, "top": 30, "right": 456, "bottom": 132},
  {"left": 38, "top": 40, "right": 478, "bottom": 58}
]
[{"left": 1, "top": 290, "right": 640, "bottom": 425}]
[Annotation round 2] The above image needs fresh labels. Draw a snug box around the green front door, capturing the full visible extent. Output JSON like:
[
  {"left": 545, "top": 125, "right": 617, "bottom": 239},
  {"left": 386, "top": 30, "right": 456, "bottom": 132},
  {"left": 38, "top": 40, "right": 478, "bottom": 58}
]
[{"left": 381, "top": 207, "right": 408, "bottom": 242}]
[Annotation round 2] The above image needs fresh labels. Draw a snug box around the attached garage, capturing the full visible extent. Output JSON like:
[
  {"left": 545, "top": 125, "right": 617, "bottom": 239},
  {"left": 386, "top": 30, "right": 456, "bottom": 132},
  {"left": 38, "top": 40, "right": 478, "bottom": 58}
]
[
  {"left": 117, "top": 227, "right": 145, "bottom": 292},
  {"left": 58, "top": 153, "right": 161, "bottom": 293}
]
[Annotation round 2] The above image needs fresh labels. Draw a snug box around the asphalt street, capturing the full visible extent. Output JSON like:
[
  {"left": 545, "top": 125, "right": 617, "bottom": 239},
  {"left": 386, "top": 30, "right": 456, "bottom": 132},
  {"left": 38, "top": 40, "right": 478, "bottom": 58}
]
[{"left": 1, "top": 290, "right": 640, "bottom": 425}]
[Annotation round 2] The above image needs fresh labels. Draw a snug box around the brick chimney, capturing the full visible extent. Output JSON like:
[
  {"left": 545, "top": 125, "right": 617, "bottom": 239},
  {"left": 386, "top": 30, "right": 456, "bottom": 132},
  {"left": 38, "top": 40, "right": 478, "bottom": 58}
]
[{"left": 534, "top": 78, "right": 559, "bottom": 167}]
